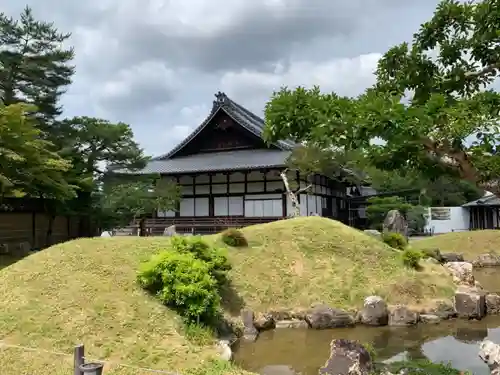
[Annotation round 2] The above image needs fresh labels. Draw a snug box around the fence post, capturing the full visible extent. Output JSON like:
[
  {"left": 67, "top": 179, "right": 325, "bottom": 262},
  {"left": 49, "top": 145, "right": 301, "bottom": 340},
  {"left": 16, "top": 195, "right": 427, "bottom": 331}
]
[{"left": 74, "top": 344, "right": 84, "bottom": 375}]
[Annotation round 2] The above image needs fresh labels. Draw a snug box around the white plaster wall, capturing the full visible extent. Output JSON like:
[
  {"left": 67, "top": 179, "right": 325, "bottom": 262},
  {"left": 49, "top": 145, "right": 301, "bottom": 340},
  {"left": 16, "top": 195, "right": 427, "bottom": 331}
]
[{"left": 424, "top": 206, "right": 469, "bottom": 234}]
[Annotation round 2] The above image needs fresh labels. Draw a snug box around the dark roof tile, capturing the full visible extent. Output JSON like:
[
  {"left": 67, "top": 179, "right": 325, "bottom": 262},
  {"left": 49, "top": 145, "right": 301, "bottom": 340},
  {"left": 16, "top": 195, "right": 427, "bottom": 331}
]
[{"left": 116, "top": 149, "right": 291, "bottom": 175}]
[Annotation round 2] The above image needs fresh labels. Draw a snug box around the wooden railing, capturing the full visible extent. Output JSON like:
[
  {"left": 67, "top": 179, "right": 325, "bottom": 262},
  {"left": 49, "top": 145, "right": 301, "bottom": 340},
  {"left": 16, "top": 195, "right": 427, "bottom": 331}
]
[{"left": 126, "top": 216, "right": 286, "bottom": 235}]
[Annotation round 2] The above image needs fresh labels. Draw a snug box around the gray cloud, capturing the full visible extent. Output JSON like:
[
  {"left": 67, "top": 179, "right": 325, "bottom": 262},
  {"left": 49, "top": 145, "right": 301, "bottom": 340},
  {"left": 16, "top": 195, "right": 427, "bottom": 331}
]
[{"left": 0, "top": 0, "right": 455, "bottom": 157}]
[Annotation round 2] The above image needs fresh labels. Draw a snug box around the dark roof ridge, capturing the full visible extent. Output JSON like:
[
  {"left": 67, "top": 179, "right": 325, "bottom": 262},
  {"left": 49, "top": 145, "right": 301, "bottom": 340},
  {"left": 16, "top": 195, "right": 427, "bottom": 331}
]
[{"left": 154, "top": 91, "right": 292, "bottom": 161}]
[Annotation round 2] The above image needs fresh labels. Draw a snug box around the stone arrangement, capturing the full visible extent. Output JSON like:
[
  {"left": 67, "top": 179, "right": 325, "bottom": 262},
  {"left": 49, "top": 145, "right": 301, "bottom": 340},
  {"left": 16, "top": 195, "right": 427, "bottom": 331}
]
[{"left": 236, "top": 252, "right": 500, "bottom": 344}]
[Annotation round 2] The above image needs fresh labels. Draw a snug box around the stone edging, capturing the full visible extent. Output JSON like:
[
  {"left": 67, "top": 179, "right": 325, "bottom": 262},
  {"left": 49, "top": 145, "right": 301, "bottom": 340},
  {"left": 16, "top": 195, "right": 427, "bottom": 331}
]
[{"left": 234, "top": 259, "right": 500, "bottom": 343}]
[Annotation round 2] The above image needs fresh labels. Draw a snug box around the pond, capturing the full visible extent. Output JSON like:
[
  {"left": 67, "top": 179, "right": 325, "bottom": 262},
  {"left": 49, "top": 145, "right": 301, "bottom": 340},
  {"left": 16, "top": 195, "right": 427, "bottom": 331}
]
[{"left": 233, "top": 268, "right": 500, "bottom": 375}]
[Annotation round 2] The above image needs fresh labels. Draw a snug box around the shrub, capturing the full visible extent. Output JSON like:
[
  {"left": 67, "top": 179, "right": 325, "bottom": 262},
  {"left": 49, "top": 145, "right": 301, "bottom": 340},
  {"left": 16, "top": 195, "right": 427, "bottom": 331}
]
[
  {"left": 382, "top": 232, "right": 408, "bottom": 250},
  {"left": 401, "top": 248, "right": 423, "bottom": 269},
  {"left": 170, "top": 236, "right": 231, "bottom": 285},
  {"left": 137, "top": 251, "right": 220, "bottom": 323},
  {"left": 220, "top": 228, "right": 248, "bottom": 247}
]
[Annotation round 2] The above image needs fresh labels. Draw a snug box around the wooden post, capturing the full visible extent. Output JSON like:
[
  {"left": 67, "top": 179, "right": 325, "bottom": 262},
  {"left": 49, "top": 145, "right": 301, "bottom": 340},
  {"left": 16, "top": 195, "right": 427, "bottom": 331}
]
[{"left": 74, "top": 344, "right": 84, "bottom": 375}]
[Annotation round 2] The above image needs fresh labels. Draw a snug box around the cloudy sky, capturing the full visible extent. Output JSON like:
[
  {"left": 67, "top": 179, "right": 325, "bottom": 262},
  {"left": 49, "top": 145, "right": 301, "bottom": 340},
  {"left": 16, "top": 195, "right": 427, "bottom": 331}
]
[{"left": 2, "top": 0, "right": 444, "bottom": 156}]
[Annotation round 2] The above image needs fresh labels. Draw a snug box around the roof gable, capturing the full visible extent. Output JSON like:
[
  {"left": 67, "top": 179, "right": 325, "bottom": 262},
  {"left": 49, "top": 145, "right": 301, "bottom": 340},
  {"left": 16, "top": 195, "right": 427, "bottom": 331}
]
[{"left": 155, "top": 92, "right": 295, "bottom": 160}]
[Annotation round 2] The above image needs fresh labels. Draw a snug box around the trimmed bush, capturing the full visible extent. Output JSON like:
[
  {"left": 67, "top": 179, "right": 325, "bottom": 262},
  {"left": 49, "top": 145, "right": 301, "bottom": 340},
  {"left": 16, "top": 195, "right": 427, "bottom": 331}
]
[
  {"left": 138, "top": 251, "right": 220, "bottom": 323},
  {"left": 401, "top": 248, "right": 423, "bottom": 269},
  {"left": 170, "top": 236, "right": 231, "bottom": 285},
  {"left": 382, "top": 232, "right": 408, "bottom": 250},
  {"left": 220, "top": 228, "right": 248, "bottom": 247}
]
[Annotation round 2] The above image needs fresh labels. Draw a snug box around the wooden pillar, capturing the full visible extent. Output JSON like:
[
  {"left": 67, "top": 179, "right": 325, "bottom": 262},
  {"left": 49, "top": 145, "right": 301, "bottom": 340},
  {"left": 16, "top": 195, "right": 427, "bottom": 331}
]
[
  {"left": 175, "top": 176, "right": 180, "bottom": 218},
  {"left": 208, "top": 174, "right": 214, "bottom": 217}
]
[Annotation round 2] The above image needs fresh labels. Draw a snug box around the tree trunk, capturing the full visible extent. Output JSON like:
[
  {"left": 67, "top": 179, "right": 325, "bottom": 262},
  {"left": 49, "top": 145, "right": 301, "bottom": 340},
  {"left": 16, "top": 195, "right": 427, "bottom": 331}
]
[
  {"left": 139, "top": 217, "right": 147, "bottom": 237},
  {"left": 280, "top": 169, "right": 311, "bottom": 217}
]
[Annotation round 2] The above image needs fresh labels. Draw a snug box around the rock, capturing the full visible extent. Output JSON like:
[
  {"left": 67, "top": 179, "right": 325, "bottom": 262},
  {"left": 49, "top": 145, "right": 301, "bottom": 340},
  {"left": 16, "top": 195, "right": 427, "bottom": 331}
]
[
  {"left": 479, "top": 340, "right": 500, "bottom": 375},
  {"left": 259, "top": 365, "right": 297, "bottom": 375},
  {"left": 421, "top": 248, "right": 444, "bottom": 263},
  {"left": 473, "top": 253, "right": 500, "bottom": 267},
  {"left": 269, "top": 309, "right": 306, "bottom": 321},
  {"left": 359, "top": 296, "right": 389, "bottom": 326},
  {"left": 363, "top": 229, "right": 381, "bottom": 239},
  {"left": 241, "top": 309, "right": 258, "bottom": 342},
  {"left": 388, "top": 305, "right": 419, "bottom": 326},
  {"left": 319, "top": 339, "right": 373, "bottom": 375},
  {"left": 420, "top": 314, "right": 441, "bottom": 324},
  {"left": 16, "top": 241, "right": 31, "bottom": 256},
  {"left": 100, "top": 231, "right": 112, "bottom": 237},
  {"left": 275, "top": 320, "right": 309, "bottom": 329},
  {"left": 441, "top": 253, "right": 464, "bottom": 263},
  {"left": 445, "top": 261, "right": 475, "bottom": 286},
  {"left": 305, "top": 305, "right": 355, "bottom": 329},
  {"left": 163, "top": 225, "right": 177, "bottom": 236},
  {"left": 429, "top": 301, "right": 456, "bottom": 320},
  {"left": 382, "top": 210, "right": 408, "bottom": 237},
  {"left": 487, "top": 294, "right": 500, "bottom": 315},
  {"left": 216, "top": 340, "right": 232, "bottom": 361},
  {"left": 254, "top": 313, "right": 275, "bottom": 331},
  {"left": 0, "top": 243, "right": 9, "bottom": 255},
  {"left": 454, "top": 289, "right": 486, "bottom": 319}
]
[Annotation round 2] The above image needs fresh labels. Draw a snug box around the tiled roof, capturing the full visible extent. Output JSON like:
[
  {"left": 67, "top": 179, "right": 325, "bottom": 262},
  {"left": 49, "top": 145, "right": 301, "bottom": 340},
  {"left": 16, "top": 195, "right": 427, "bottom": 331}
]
[
  {"left": 119, "top": 149, "right": 291, "bottom": 175},
  {"left": 462, "top": 194, "right": 500, "bottom": 207},
  {"left": 154, "top": 92, "right": 295, "bottom": 161}
]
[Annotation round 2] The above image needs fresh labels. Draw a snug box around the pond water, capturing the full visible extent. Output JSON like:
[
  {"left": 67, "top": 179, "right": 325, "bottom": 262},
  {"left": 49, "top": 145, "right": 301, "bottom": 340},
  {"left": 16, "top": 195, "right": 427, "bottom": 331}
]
[{"left": 233, "top": 268, "right": 500, "bottom": 375}]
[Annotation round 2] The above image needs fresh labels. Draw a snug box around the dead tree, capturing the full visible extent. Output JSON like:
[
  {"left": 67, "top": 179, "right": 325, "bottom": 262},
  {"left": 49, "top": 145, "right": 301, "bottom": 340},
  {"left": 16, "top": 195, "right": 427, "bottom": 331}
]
[{"left": 280, "top": 168, "right": 312, "bottom": 217}]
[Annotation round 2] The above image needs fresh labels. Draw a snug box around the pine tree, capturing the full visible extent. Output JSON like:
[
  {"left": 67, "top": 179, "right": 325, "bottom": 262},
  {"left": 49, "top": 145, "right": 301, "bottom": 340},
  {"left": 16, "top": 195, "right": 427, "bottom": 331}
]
[{"left": 0, "top": 6, "right": 74, "bottom": 132}]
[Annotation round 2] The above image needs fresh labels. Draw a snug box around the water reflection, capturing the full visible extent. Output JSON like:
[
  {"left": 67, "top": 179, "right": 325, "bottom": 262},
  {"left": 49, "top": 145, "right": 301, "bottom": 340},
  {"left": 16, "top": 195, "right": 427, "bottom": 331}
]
[{"left": 233, "top": 269, "right": 500, "bottom": 375}]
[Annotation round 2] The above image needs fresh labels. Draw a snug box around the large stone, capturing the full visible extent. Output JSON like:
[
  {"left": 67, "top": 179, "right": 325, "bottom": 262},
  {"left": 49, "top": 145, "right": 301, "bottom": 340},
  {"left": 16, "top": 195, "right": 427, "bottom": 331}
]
[
  {"left": 275, "top": 320, "right": 309, "bottom": 329},
  {"left": 454, "top": 290, "right": 486, "bottom": 319},
  {"left": 382, "top": 210, "right": 407, "bottom": 237},
  {"left": 441, "top": 253, "right": 464, "bottom": 263},
  {"left": 479, "top": 340, "right": 500, "bottom": 375},
  {"left": 216, "top": 339, "right": 232, "bottom": 361},
  {"left": 445, "top": 261, "right": 475, "bottom": 286},
  {"left": 305, "top": 305, "right": 355, "bottom": 329},
  {"left": 388, "top": 305, "right": 419, "bottom": 326},
  {"left": 241, "top": 309, "right": 258, "bottom": 342},
  {"left": 359, "top": 296, "right": 389, "bottom": 326},
  {"left": 486, "top": 294, "right": 500, "bottom": 315},
  {"left": 163, "top": 225, "right": 177, "bottom": 236},
  {"left": 473, "top": 253, "right": 500, "bottom": 267},
  {"left": 363, "top": 229, "right": 381, "bottom": 239},
  {"left": 319, "top": 339, "right": 373, "bottom": 375},
  {"left": 254, "top": 313, "right": 275, "bottom": 331},
  {"left": 429, "top": 301, "right": 457, "bottom": 320}
]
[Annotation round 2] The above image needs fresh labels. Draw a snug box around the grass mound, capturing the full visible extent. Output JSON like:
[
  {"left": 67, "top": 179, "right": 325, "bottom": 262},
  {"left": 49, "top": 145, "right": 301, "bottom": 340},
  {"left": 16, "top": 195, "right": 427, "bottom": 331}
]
[
  {"left": 0, "top": 237, "right": 243, "bottom": 375},
  {"left": 0, "top": 217, "right": 455, "bottom": 374},
  {"left": 413, "top": 230, "right": 500, "bottom": 260},
  {"left": 220, "top": 217, "right": 454, "bottom": 313}
]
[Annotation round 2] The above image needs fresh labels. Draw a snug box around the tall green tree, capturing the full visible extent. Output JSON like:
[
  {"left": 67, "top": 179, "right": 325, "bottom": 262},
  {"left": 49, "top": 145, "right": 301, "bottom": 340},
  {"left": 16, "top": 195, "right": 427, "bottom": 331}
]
[
  {"left": 264, "top": 0, "right": 500, "bottom": 194},
  {"left": 0, "top": 6, "right": 74, "bottom": 130},
  {"left": 99, "top": 177, "right": 180, "bottom": 236},
  {"left": 366, "top": 167, "right": 483, "bottom": 206},
  {"left": 0, "top": 103, "right": 75, "bottom": 200},
  {"left": 57, "top": 116, "right": 146, "bottom": 190}
]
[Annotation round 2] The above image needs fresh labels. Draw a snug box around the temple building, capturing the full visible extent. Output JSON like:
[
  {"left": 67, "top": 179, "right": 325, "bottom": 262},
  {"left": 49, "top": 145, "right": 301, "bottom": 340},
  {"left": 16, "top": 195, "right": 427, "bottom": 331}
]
[{"left": 120, "top": 92, "right": 353, "bottom": 233}]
